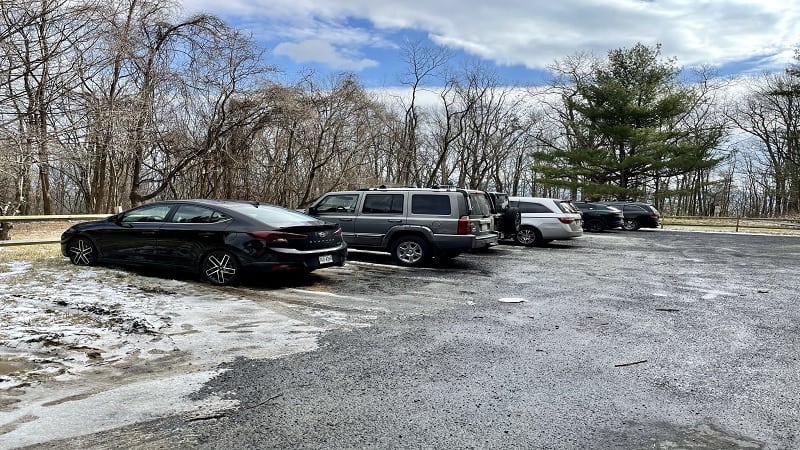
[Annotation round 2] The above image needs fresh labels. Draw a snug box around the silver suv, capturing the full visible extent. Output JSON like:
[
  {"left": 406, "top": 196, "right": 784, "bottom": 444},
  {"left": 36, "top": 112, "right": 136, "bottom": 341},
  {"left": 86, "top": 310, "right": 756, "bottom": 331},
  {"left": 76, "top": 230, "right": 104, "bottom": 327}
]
[{"left": 307, "top": 187, "right": 498, "bottom": 267}]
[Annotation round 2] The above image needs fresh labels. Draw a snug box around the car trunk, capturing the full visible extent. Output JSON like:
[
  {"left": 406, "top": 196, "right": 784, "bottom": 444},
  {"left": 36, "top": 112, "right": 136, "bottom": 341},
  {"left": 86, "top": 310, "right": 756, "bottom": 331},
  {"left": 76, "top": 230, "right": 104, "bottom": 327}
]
[
  {"left": 266, "top": 224, "right": 342, "bottom": 250},
  {"left": 467, "top": 192, "right": 496, "bottom": 236}
]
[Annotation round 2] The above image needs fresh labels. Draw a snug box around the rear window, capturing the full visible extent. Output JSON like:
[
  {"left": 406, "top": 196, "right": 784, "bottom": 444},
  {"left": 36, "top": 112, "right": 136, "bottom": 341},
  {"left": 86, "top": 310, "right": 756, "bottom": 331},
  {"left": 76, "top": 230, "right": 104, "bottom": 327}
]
[
  {"left": 468, "top": 193, "right": 492, "bottom": 216},
  {"left": 412, "top": 195, "right": 451, "bottom": 215},
  {"left": 556, "top": 201, "right": 579, "bottom": 214},
  {"left": 228, "top": 204, "right": 318, "bottom": 227}
]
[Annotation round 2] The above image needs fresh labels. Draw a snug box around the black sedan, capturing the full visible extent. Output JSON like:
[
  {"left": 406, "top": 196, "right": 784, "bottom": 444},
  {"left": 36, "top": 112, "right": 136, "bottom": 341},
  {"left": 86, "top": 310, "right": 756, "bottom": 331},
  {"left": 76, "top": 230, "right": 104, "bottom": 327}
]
[
  {"left": 573, "top": 202, "right": 624, "bottom": 232},
  {"left": 61, "top": 200, "right": 347, "bottom": 285}
]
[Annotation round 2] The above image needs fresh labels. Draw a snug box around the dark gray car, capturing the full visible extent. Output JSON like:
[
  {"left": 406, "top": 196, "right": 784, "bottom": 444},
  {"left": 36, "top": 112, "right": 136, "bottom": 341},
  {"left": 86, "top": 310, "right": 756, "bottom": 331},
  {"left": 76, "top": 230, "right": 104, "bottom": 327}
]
[{"left": 308, "top": 187, "right": 498, "bottom": 267}]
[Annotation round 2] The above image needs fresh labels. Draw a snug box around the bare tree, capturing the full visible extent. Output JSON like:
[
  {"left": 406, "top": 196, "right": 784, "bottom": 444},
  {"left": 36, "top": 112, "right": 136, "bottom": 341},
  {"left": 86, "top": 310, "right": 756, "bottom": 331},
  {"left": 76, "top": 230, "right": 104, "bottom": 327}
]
[
  {"left": 0, "top": 0, "right": 100, "bottom": 213},
  {"left": 730, "top": 69, "right": 800, "bottom": 216},
  {"left": 396, "top": 40, "right": 449, "bottom": 186}
]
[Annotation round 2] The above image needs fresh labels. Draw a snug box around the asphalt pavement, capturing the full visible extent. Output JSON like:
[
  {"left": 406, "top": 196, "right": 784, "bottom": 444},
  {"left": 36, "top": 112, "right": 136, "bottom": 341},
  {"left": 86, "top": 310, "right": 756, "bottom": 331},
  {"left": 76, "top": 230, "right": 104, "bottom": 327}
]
[{"left": 40, "top": 230, "right": 800, "bottom": 449}]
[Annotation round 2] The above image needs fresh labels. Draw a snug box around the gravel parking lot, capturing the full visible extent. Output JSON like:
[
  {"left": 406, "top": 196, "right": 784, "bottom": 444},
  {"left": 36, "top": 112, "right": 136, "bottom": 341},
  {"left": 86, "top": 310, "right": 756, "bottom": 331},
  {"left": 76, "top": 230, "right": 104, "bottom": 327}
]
[{"left": 3, "top": 230, "right": 799, "bottom": 449}]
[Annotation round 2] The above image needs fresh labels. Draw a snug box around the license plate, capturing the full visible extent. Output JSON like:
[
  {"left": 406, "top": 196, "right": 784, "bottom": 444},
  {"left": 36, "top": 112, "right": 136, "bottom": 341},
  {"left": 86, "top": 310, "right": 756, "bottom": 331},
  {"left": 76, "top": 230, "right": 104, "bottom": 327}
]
[{"left": 319, "top": 254, "right": 333, "bottom": 264}]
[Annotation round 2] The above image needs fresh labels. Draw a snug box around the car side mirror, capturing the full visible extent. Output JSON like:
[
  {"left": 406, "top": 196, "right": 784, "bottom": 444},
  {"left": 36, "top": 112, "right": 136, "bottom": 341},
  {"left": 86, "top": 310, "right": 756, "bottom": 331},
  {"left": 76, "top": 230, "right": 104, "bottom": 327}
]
[{"left": 307, "top": 206, "right": 318, "bottom": 215}]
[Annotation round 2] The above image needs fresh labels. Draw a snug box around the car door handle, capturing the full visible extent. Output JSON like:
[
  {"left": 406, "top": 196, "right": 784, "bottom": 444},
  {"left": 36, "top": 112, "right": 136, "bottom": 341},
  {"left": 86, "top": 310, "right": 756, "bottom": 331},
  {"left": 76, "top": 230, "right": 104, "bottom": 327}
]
[
  {"left": 387, "top": 219, "right": 403, "bottom": 223},
  {"left": 198, "top": 232, "right": 215, "bottom": 238},
  {"left": 141, "top": 231, "right": 157, "bottom": 236},
  {"left": 338, "top": 218, "right": 353, "bottom": 221}
]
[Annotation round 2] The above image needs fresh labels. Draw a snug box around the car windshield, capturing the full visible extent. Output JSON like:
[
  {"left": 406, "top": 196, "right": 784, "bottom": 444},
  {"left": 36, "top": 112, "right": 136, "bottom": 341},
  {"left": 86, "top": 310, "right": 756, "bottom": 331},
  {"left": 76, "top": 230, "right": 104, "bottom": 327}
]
[{"left": 227, "top": 203, "right": 319, "bottom": 227}]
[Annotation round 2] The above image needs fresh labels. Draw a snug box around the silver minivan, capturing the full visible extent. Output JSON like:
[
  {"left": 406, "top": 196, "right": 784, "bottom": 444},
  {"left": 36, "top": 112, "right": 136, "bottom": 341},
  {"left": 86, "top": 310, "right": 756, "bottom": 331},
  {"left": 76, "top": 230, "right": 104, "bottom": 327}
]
[
  {"left": 308, "top": 187, "right": 498, "bottom": 266},
  {"left": 508, "top": 196, "right": 583, "bottom": 246}
]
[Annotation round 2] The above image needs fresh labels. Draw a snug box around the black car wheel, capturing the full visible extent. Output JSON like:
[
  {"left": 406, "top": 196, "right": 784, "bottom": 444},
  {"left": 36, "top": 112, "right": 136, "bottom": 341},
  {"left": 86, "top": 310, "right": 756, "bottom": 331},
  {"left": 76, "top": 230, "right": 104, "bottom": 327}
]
[
  {"left": 68, "top": 237, "right": 97, "bottom": 266},
  {"left": 391, "top": 236, "right": 430, "bottom": 267},
  {"left": 585, "top": 219, "right": 604, "bottom": 232},
  {"left": 514, "top": 226, "right": 540, "bottom": 247},
  {"left": 201, "top": 250, "right": 240, "bottom": 285},
  {"left": 622, "top": 219, "right": 640, "bottom": 231}
]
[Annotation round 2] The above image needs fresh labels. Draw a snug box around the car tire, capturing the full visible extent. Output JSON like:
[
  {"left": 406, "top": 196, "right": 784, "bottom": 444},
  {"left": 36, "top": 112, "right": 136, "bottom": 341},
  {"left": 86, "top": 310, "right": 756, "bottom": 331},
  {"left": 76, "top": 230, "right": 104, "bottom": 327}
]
[
  {"left": 622, "top": 219, "right": 640, "bottom": 231},
  {"left": 201, "top": 250, "right": 240, "bottom": 285},
  {"left": 391, "top": 236, "right": 431, "bottom": 267},
  {"left": 68, "top": 236, "right": 97, "bottom": 266},
  {"left": 585, "top": 219, "right": 604, "bottom": 232},
  {"left": 502, "top": 207, "right": 522, "bottom": 234},
  {"left": 514, "top": 226, "right": 540, "bottom": 247}
]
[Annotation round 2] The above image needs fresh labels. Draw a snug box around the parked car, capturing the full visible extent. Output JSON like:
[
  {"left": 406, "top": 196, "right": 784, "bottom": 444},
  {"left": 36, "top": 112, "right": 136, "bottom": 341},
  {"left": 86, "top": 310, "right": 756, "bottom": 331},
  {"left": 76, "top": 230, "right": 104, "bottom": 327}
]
[
  {"left": 61, "top": 200, "right": 347, "bottom": 285},
  {"left": 307, "top": 187, "right": 499, "bottom": 267},
  {"left": 599, "top": 201, "right": 661, "bottom": 231},
  {"left": 573, "top": 202, "right": 624, "bottom": 232},
  {"left": 487, "top": 192, "right": 522, "bottom": 240},
  {"left": 507, "top": 197, "right": 583, "bottom": 246}
]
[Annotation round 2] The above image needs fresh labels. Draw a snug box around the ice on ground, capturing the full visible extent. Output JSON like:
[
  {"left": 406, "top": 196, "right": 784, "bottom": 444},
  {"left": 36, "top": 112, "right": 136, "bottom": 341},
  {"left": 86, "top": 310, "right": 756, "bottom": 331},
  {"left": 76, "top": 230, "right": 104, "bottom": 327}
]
[
  {"left": 0, "top": 260, "right": 373, "bottom": 446},
  {"left": 1, "top": 371, "right": 235, "bottom": 448}
]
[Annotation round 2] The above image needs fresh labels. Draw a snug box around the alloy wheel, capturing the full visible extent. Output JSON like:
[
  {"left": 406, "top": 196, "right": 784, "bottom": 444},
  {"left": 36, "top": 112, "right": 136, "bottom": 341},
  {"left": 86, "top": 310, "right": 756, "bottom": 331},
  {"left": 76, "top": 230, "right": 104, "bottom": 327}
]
[
  {"left": 69, "top": 238, "right": 96, "bottom": 266},
  {"left": 396, "top": 241, "right": 423, "bottom": 265},
  {"left": 622, "top": 219, "right": 640, "bottom": 231},
  {"left": 515, "top": 228, "right": 537, "bottom": 246},
  {"left": 203, "top": 251, "right": 238, "bottom": 285}
]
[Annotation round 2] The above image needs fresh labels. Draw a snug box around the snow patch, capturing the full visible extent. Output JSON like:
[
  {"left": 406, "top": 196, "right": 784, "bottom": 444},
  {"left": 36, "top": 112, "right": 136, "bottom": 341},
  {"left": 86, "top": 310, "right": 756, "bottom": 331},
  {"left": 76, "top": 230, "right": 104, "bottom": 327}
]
[{"left": 0, "top": 261, "right": 374, "bottom": 445}]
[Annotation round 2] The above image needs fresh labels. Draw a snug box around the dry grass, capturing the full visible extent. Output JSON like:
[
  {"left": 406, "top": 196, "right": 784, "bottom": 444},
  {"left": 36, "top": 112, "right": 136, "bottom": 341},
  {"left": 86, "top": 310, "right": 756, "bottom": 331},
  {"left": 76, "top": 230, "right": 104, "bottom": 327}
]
[
  {"left": 0, "top": 244, "right": 62, "bottom": 264},
  {"left": 6, "top": 220, "right": 75, "bottom": 240},
  {"left": 0, "top": 221, "right": 70, "bottom": 264},
  {"left": 662, "top": 217, "right": 800, "bottom": 235}
]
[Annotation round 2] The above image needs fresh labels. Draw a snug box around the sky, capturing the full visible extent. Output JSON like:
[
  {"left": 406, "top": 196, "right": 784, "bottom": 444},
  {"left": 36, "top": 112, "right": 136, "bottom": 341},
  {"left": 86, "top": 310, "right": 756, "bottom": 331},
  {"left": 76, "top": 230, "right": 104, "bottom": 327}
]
[{"left": 180, "top": 0, "right": 800, "bottom": 88}]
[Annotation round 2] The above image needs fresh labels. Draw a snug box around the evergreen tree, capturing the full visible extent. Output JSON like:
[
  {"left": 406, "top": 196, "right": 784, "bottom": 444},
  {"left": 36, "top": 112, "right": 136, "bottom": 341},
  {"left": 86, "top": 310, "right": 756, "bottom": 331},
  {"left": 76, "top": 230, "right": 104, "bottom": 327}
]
[{"left": 534, "top": 43, "right": 723, "bottom": 201}]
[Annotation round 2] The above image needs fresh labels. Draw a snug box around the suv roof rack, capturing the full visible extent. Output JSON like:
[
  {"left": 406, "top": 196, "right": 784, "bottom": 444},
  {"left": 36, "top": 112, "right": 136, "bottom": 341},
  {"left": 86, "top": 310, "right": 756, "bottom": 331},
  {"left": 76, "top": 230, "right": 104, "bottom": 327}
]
[{"left": 357, "top": 184, "right": 424, "bottom": 190}]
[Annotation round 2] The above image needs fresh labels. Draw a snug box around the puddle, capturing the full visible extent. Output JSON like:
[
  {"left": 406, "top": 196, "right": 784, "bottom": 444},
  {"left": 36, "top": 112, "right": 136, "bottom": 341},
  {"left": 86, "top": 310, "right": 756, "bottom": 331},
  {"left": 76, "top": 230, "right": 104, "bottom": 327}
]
[
  {"left": 0, "top": 358, "right": 36, "bottom": 377},
  {"left": 604, "top": 421, "right": 765, "bottom": 449},
  {"left": 654, "top": 423, "right": 764, "bottom": 449}
]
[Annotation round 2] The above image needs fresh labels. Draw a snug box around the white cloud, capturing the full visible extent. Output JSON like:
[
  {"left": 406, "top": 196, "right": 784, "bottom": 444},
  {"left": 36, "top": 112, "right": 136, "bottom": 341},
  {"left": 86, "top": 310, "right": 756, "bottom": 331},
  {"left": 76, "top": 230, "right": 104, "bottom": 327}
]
[
  {"left": 182, "top": 0, "right": 800, "bottom": 72},
  {"left": 273, "top": 39, "right": 379, "bottom": 71}
]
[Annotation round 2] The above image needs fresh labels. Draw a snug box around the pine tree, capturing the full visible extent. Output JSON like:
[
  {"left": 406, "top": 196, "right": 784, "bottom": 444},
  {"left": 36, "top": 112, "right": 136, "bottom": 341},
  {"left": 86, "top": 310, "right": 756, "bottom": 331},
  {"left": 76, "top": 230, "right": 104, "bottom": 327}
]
[{"left": 534, "top": 43, "right": 723, "bottom": 201}]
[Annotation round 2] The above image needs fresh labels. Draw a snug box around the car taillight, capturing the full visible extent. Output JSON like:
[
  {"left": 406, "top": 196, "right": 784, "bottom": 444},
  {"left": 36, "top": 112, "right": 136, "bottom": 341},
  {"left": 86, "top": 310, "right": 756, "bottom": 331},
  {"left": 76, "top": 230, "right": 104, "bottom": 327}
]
[
  {"left": 249, "top": 231, "right": 307, "bottom": 243},
  {"left": 457, "top": 216, "right": 471, "bottom": 235},
  {"left": 333, "top": 228, "right": 342, "bottom": 236},
  {"left": 558, "top": 217, "right": 575, "bottom": 224},
  {"left": 650, "top": 214, "right": 659, "bottom": 218}
]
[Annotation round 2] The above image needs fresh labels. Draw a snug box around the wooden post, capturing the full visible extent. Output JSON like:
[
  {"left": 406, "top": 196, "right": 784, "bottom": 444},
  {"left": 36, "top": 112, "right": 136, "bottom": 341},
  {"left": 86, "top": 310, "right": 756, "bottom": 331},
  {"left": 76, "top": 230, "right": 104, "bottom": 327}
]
[{"left": 0, "top": 221, "right": 12, "bottom": 240}]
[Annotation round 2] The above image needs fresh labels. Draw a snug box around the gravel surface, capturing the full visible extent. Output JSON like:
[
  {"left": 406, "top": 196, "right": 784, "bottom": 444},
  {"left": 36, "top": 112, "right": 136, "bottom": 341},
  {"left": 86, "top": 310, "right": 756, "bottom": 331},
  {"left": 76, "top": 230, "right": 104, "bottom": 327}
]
[{"left": 7, "top": 230, "right": 800, "bottom": 449}]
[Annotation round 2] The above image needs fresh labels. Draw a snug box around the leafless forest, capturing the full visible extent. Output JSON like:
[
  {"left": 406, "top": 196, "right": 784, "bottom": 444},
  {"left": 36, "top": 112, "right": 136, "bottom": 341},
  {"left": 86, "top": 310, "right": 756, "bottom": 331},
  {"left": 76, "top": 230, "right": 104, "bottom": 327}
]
[{"left": 2, "top": 0, "right": 799, "bottom": 217}]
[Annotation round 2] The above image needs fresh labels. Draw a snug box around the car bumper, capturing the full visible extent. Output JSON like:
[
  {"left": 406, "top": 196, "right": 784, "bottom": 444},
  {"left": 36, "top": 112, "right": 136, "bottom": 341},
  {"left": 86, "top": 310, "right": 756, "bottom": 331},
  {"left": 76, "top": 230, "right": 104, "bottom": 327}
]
[
  {"left": 607, "top": 218, "right": 624, "bottom": 229},
  {"left": 432, "top": 232, "right": 499, "bottom": 252},
  {"left": 472, "top": 232, "right": 500, "bottom": 248},
  {"left": 242, "top": 245, "right": 348, "bottom": 272},
  {"left": 639, "top": 218, "right": 661, "bottom": 228},
  {"left": 537, "top": 224, "right": 583, "bottom": 240}
]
